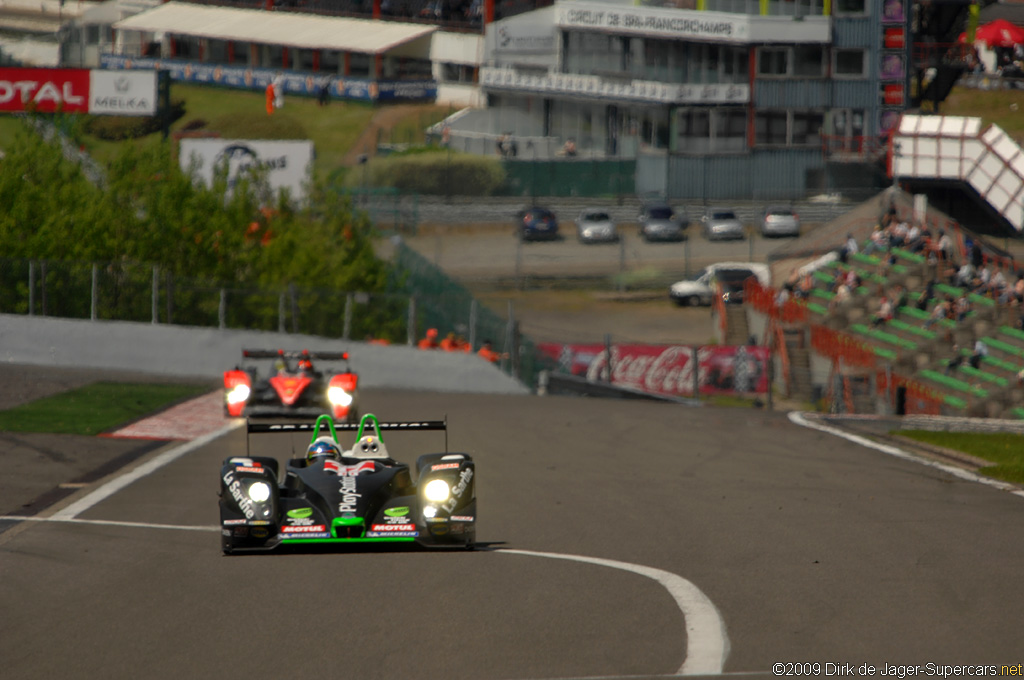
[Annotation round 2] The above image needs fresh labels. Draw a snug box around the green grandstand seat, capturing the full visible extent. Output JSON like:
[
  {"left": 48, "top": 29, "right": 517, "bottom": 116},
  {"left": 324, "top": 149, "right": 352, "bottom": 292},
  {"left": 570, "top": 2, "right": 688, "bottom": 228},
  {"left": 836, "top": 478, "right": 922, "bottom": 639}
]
[
  {"left": 957, "top": 364, "right": 1008, "bottom": 388},
  {"left": 983, "top": 337, "right": 1024, "bottom": 360},
  {"left": 888, "top": 318, "right": 936, "bottom": 340},
  {"left": 918, "top": 369, "right": 988, "bottom": 398}
]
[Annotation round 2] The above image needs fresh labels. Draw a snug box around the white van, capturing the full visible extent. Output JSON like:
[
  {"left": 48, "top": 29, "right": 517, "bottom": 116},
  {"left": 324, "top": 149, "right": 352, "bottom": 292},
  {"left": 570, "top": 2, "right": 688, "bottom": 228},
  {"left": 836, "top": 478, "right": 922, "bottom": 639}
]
[{"left": 669, "top": 262, "right": 771, "bottom": 307}]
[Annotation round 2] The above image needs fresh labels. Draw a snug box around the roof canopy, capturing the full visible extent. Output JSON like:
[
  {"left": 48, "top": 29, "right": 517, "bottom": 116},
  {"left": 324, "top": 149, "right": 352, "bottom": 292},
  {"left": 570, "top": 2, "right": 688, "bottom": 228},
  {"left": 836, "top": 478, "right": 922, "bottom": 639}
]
[{"left": 113, "top": 2, "right": 437, "bottom": 55}]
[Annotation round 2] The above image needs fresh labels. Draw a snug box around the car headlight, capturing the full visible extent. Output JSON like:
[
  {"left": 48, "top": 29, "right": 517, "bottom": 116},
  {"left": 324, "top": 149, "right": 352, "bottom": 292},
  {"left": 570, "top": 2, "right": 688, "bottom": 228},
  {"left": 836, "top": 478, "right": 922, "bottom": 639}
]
[
  {"left": 424, "top": 479, "right": 450, "bottom": 502},
  {"left": 227, "top": 384, "right": 250, "bottom": 405},
  {"left": 248, "top": 481, "right": 271, "bottom": 502},
  {"left": 327, "top": 386, "right": 353, "bottom": 406},
  {"left": 423, "top": 505, "right": 438, "bottom": 518}
]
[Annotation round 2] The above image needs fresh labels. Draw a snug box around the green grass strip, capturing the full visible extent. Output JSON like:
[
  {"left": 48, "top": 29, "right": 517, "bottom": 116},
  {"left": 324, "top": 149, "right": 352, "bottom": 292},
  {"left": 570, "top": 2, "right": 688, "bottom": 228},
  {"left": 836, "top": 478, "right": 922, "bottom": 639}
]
[
  {"left": 0, "top": 382, "right": 211, "bottom": 435},
  {"left": 897, "top": 430, "right": 1024, "bottom": 485}
]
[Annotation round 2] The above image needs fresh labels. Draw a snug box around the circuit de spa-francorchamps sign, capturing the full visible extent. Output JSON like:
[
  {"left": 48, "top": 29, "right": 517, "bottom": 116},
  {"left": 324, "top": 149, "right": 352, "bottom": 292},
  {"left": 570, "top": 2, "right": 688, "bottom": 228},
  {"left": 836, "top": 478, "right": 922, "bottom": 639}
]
[{"left": 0, "top": 68, "right": 158, "bottom": 116}]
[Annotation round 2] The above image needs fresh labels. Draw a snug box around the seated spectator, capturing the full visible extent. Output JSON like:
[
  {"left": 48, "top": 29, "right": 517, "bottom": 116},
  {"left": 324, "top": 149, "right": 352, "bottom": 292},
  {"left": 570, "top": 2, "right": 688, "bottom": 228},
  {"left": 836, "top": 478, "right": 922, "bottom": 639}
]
[
  {"left": 915, "top": 280, "right": 936, "bottom": 311},
  {"left": 797, "top": 273, "right": 814, "bottom": 299},
  {"left": 969, "top": 339, "right": 989, "bottom": 369},
  {"left": 477, "top": 339, "right": 507, "bottom": 364},
  {"left": 890, "top": 220, "right": 909, "bottom": 248},
  {"left": 891, "top": 283, "right": 909, "bottom": 310},
  {"left": 944, "top": 344, "right": 964, "bottom": 376},
  {"left": 955, "top": 262, "right": 976, "bottom": 288},
  {"left": 954, "top": 293, "right": 971, "bottom": 322},
  {"left": 1014, "top": 274, "right": 1024, "bottom": 303},
  {"left": 871, "top": 295, "right": 894, "bottom": 327},
  {"left": 838, "top": 233, "right": 859, "bottom": 263},
  {"left": 924, "top": 297, "right": 952, "bottom": 329},
  {"left": 863, "top": 225, "right": 888, "bottom": 256},
  {"left": 936, "top": 229, "right": 954, "bottom": 261},
  {"left": 905, "top": 223, "right": 924, "bottom": 252}
]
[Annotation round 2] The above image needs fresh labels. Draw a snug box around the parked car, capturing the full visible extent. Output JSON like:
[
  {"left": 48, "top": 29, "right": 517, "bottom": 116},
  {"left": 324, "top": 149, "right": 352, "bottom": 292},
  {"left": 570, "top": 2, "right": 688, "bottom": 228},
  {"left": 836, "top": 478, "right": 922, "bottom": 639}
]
[
  {"left": 702, "top": 208, "right": 746, "bottom": 241},
  {"left": 637, "top": 201, "right": 687, "bottom": 242},
  {"left": 669, "top": 262, "right": 770, "bottom": 307},
  {"left": 574, "top": 208, "right": 619, "bottom": 244},
  {"left": 759, "top": 206, "right": 801, "bottom": 238},
  {"left": 517, "top": 206, "right": 559, "bottom": 241}
]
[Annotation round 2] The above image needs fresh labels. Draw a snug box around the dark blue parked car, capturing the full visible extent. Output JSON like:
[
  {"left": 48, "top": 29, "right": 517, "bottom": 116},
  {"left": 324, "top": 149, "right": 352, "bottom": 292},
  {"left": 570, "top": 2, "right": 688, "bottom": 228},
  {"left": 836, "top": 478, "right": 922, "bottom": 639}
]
[{"left": 517, "top": 206, "right": 559, "bottom": 241}]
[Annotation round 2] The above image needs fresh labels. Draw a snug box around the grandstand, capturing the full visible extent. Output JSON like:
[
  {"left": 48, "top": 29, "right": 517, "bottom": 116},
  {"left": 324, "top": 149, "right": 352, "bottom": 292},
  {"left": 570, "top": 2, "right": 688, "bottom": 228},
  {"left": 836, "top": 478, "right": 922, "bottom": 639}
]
[{"left": 746, "top": 186, "right": 1024, "bottom": 418}]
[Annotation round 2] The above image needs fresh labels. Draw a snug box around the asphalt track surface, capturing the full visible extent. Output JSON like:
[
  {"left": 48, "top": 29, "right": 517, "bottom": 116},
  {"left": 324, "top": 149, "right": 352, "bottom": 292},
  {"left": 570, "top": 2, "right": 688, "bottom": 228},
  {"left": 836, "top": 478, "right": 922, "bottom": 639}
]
[{"left": 4, "top": 388, "right": 1024, "bottom": 680}]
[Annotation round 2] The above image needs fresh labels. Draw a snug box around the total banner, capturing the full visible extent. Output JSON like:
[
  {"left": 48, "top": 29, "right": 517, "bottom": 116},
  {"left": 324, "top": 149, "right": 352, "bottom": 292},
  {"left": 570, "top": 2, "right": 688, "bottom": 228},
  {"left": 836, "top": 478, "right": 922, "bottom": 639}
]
[
  {"left": 0, "top": 68, "right": 157, "bottom": 115},
  {"left": 536, "top": 342, "right": 769, "bottom": 397}
]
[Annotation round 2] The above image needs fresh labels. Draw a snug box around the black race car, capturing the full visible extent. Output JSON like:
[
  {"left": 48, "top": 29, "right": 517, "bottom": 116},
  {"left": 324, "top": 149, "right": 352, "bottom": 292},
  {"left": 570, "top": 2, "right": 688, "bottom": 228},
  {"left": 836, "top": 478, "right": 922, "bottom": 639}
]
[
  {"left": 219, "top": 413, "right": 476, "bottom": 554},
  {"left": 223, "top": 349, "right": 359, "bottom": 421}
]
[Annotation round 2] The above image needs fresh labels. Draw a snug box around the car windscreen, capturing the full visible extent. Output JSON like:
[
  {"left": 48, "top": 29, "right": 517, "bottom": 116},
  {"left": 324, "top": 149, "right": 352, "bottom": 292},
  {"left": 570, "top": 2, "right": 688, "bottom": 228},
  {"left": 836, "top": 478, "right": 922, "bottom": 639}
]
[
  {"left": 647, "top": 206, "right": 674, "bottom": 219},
  {"left": 766, "top": 208, "right": 794, "bottom": 216},
  {"left": 584, "top": 212, "right": 610, "bottom": 221},
  {"left": 711, "top": 211, "right": 737, "bottom": 220}
]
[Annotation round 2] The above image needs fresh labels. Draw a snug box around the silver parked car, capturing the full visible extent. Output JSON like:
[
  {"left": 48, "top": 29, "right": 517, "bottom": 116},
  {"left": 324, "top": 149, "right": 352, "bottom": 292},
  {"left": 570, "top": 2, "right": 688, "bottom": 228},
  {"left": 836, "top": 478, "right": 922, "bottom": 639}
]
[
  {"left": 574, "top": 208, "right": 619, "bottom": 244},
  {"left": 638, "top": 202, "right": 687, "bottom": 242},
  {"left": 759, "top": 206, "right": 801, "bottom": 238},
  {"left": 702, "top": 208, "right": 745, "bottom": 241}
]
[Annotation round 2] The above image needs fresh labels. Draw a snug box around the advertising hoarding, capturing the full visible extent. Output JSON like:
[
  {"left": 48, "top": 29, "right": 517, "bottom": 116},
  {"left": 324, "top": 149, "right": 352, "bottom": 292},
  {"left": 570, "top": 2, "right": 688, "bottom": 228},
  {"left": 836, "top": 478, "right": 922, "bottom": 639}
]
[{"left": 179, "top": 139, "right": 314, "bottom": 202}]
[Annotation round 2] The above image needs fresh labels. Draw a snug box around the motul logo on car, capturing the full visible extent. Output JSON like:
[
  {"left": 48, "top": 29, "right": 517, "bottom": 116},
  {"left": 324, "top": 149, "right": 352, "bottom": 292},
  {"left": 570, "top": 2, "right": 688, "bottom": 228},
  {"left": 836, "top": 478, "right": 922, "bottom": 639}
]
[
  {"left": 370, "top": 524, "right": 415, "bottom": 532},
  {"left": 278, "top": 524, "right": 326, "bottom": 533}
]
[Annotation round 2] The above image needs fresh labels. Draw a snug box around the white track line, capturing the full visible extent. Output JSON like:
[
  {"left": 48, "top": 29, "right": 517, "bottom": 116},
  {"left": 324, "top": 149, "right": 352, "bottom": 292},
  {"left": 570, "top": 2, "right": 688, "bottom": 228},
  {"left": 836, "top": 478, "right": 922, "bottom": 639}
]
[
  {"left": 0, "top": 511, "right": 729, "bottom": 677},
  {"left": 788, "top": 411, "right": 1024, "bottom": 499},
  {"left": 51, "top": 420, "right": 244, "bottom": 519},
  {"left": 498, "top": 548, "right": 729, "bottom": 677},
  {"left": 0, "top": 516, "right": 218, "bottom": 532}
]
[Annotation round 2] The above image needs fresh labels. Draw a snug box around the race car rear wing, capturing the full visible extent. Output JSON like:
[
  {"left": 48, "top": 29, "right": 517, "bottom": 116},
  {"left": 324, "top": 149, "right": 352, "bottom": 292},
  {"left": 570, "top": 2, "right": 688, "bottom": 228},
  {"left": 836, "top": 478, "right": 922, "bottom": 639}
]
[
  {"left": 247, "top": 414, "right": 448, "bottom": 454},
  {"left": 242, "top": 349, "right": 350, "bottom": 361}
]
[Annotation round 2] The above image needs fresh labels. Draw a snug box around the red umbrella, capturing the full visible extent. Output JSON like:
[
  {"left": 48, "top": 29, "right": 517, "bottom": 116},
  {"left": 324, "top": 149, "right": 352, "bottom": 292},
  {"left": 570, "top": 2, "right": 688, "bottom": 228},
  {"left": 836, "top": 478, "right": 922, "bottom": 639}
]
[{"left": 964, "top": 19, "right": 1024, "bottom": 48}]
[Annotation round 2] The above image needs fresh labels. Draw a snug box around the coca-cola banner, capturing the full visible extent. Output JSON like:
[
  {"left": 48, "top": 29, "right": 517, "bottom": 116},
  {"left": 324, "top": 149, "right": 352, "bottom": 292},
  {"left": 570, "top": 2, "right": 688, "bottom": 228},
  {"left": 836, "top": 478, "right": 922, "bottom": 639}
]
[{"left": 537, "top": 343, "right": 769, "bottom": 397}]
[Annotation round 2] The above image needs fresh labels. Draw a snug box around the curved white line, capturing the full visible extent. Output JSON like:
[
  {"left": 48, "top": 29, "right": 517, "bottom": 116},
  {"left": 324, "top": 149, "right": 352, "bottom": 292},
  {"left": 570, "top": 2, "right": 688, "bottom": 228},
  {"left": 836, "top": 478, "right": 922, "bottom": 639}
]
[
  {"left": 499, "top": 548, "right": 729, "bottom": 677},
  {"left": 788, "top": 411, "right": 1024, "bottom": 499},
  {"left": 52, "top": 420, "right": 244, "bottom": 519}
]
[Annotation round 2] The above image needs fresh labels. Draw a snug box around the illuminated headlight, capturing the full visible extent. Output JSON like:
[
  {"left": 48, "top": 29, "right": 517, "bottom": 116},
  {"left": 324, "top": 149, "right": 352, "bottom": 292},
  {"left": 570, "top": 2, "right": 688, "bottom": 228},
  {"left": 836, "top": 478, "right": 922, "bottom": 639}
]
[
  {"left": 327, "top": 386, "right": 353, "bottom": 407},
  {"left": 423, "top": 505, "right": 437, "bottom": 519},
  {"left": 424, "top": 479, "right": 450, "bottom": 502},
  {"left": 248, "top": 481, "right": 271, "bottom": 502},
  {"left": 227, "top": 384, "right": 250, "bottom": 405}
]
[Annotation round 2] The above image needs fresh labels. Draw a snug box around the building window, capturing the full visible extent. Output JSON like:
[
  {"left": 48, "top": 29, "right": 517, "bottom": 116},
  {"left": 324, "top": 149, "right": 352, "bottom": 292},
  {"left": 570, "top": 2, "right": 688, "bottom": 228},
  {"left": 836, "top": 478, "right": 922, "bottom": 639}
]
[
  {"left": 675, "top": 108, "right": 747, "bottom": 153},
  {"left": 755, "top": 111, "right": 789, "bottom": 146},
  {"left": 713, "top": 109, "right": 747, "bottom": 152},
  {"left": 833, "top": 49, "right": 867, "bottom": 78},
  {"left": 833, "top": 0, "right": 866, "bottom": 14},
  {"left": 792, "top": 111, "right": 824, "bottom": 146},
  {"left": 758, "top": 48, "right": 789, "bottom": 76},
  {"left": 793, "top": 46, "right": 825, "bottom": 77}
]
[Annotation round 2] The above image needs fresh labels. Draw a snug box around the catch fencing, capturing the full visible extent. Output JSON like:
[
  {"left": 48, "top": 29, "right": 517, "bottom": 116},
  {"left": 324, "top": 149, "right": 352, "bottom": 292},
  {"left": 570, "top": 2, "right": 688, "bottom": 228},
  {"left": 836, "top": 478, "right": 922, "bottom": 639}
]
[{"left": 0, "top": 254, "right": 539, "bottom": 387}]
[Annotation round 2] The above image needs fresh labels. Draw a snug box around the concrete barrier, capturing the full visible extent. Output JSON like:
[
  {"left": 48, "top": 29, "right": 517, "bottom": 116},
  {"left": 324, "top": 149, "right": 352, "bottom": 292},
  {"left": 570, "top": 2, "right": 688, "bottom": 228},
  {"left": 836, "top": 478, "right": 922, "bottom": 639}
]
[{"left": 0, "top": 314, "right": 529, "bottom": 395}]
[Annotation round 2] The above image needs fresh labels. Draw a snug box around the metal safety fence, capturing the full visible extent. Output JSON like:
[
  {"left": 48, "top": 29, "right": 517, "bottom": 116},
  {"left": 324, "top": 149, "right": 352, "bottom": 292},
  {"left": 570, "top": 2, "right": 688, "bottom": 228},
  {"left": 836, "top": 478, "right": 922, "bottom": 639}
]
[{"left": 0, "top": 254, "right": 539, "bottom": 388}]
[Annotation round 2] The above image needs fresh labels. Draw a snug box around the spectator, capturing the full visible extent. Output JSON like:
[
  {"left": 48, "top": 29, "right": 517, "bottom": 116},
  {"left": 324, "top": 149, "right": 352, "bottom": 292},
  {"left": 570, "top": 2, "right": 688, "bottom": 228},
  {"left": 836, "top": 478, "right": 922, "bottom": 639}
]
[
  {"left": 863, "top": 224, "right": 888, "bottom": 256},
  {"left": 905, "top": 222, "right": 923, "bottom": 251},
  {"left": 559, "top": 138, "right": 578, "bottom": 157},
  {"left": 954, "top": 293, "right": 971, "bottom": 322},
  {"left": 936, "top": 229, "right": 954, "bottom": 261},
  {"left": 418, "top": 328, "right": 440, "bottom": 350},
  {"left": 477, "top": 339, "right": 507, "bottom": 363},
  {"left": 924, "top": 297, "right": 951, "bottom": 330},
  {"left": 969, "top": 339, "right": 989, "bottom": 369},
  {"left": 945, "top": 343, "right": 964, "bottom": 376},
  {"left": 871, "top": 295, "right": 894, "bottom": 327},
  {"left": 839, "top": 233, "right": 859, "bottom": 263},
  {"left": 440, "top": 332, "right": 461, "bottom": 351}
]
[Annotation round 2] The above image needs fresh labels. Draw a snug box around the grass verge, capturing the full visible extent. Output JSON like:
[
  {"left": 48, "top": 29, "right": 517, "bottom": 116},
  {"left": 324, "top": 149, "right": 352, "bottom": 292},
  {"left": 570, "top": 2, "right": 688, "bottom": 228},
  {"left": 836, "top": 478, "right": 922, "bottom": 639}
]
[
  {"left": 0, "top": 382, "right": 211, "bottom": 436},
  {"left": 897, "top": 429, "right": 1024, "bottom": 485}
]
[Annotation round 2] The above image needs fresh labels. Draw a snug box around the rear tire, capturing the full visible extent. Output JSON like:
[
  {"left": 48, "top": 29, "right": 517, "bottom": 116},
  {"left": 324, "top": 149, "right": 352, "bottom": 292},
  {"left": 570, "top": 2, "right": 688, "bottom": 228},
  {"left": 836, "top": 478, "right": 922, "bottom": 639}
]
[{"left": 686, "top": 296, "right": 701, "bottom": 307}]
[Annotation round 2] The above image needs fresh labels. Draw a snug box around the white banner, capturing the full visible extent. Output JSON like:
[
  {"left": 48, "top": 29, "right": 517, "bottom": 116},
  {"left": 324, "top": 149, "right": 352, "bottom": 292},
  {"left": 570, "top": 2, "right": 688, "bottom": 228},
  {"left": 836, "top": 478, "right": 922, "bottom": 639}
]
[
  {"left": 180, "top": 139, "right": 313, "bottom": 201},
  {"left": 89, "top": 70, "right": 158, "bottom": 116}
]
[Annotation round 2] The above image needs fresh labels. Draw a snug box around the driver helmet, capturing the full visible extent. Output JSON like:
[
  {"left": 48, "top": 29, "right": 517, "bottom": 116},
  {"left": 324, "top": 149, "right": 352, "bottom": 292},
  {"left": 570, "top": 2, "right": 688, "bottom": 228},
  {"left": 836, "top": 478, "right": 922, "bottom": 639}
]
[
  {"left": 298, "top": 358, "right": 313, "bottom": 371},
  {"left": 307, "top": 436, "right": 341, "bottom": 461}
]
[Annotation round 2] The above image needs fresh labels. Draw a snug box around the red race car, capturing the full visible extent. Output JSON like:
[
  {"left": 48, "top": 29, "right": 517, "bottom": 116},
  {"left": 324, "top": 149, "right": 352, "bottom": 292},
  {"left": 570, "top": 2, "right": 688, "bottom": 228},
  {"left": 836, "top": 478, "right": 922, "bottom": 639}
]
[{"left": 223, "top": 349, "right": 359, "bottom": 421}]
